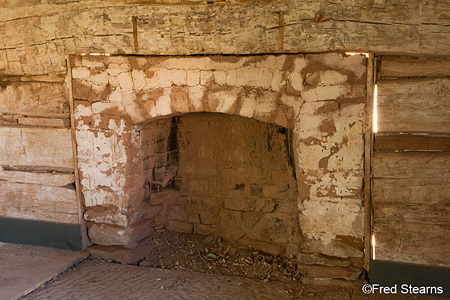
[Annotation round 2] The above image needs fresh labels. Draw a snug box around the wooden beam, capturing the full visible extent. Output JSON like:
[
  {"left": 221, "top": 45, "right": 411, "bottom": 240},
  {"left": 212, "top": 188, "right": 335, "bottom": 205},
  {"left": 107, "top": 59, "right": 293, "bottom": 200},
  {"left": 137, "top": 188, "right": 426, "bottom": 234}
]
[
  {"left": 377, "top": 78, "right": 450, "bottom": 133},
  {"left": 0, "top": 181, "right": 78, "bottom": 224},
  {"left": 374, "top": 222, "right": 449, "bottom": 267},
  {"left": 0, "top": 170, "right": 74, "bottom": 186},
  {"left": 0, "top": 127, "right": 74, "bottom": 169},
  {"left": 17, "top": 117, "right": 70, "bottom": 128},
  {"left": 375, "top": 133, "right": 450, "bottom": 152},
  {"left": 0, "top": 82, "right": 69, "bottom": 117},
  {"left": 373, "top": 152, "right": 450, "bottom": 204},
  {"left": 380, "top": 56, "right": 450, "bottom": 78}
]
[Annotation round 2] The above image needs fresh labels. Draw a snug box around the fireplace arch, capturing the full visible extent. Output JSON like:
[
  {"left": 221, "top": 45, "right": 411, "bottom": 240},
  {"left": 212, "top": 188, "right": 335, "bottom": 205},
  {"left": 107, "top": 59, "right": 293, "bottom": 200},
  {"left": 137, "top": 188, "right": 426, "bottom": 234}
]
[{"left": 72, "top": 53, "right": 367, "bottom": 280}]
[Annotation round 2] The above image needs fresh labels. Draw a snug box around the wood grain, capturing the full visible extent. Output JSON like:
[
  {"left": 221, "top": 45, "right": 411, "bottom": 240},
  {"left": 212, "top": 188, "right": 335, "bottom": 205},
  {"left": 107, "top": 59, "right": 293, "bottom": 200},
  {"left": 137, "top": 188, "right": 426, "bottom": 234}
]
[
  {"left": 376, "top": 78, "right": 450, "bottom": 133},
  {"left": 380, "top": 56, "right": 450, "bottom": 78},
  {"left": 0, "top": 170, "right": 74, "bottom": 186},
  {"left": 0, "top": 127, "right": 74, "bottom": 170},
  {"left": 0, "top": 82, "right": 69, "bottom": 117},
  {"left": 0, "top": 181, "right": 78, "bottom": 224},
  {"left": 374, "top": 134, "right": 450, "bottom": 152}
]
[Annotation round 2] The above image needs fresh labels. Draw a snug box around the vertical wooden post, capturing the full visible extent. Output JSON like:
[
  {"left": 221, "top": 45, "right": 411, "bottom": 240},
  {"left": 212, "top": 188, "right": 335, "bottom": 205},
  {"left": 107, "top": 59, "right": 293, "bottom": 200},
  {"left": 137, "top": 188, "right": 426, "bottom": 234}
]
[
  {"left": 364, "top": 52, "right": 375, "bottom": 272},
  {"left": 66, "top": 55, "right": 91, "bottom": 249}
]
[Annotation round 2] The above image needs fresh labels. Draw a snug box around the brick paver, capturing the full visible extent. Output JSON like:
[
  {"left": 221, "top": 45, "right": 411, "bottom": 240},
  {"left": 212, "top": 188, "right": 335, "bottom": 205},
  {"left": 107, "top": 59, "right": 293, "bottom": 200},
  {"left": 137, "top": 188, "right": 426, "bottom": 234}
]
[{"left": 21, "top": 259, "right": 350, "bottom": 300}]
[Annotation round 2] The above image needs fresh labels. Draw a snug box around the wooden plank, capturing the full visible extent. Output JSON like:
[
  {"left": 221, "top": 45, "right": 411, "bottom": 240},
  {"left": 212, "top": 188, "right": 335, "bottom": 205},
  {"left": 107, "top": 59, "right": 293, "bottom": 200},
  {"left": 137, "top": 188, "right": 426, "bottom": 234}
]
[
  {"left": 0, "top": 181, "right": 78, "bottom": 224},
  {"left": 374, "top": 203, "right": 450, "bottom": 226},
  {"left": 17, "top": 117, "right": 70, "bottom": 128},
  {"left": 374, "top": 223, "right": 449, "bottom": 267},
  {"left": 380, "top": 56, "right": 450, "bottom": 78},
  {"left": 375, "top": 133, "right": 450, "bottom": 152},
  {"left": 0, "top": 170, "right": 74, "bottom": 187},
  {"left": 373, "top": 152, "right": 450, "bottom": 181},
  {"left": 376, "top": 78, "right": 450, "bottom": 133},
  {"left": 0, "top": 82, "right": 69, "bottom": 117},
  {"left": 373, "top": 179, "right": 450, "bottom": 204},
  {"left": 0, "top": 127, "right": 74, "bottom": 169},
  {"left": 373, "top": 152, "right": 449, "bottom": 204},
  {"left": 0, "top": 74, "right": 66, "bottom": 83}
]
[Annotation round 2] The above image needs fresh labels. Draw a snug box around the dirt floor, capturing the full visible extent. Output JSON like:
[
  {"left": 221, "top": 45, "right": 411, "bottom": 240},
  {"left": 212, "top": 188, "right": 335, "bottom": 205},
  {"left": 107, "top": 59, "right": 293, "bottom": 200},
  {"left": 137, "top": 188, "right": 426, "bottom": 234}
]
[
  {"left": 17, "top": 236, "right": 449, "bottom": 300},
  {"left": 138, "top": 229, "right": 301, "bottom": 283}
]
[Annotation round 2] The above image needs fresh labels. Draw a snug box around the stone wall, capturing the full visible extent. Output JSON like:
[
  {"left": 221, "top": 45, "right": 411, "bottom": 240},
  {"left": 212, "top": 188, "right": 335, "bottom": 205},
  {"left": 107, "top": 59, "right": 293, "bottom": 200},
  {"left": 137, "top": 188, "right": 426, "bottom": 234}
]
[
  {"left": 72, "top": 52, "right": 367, "bottom": 281},
  {"left": 168, "top": 113, "right": 299, "bottom": 256}
]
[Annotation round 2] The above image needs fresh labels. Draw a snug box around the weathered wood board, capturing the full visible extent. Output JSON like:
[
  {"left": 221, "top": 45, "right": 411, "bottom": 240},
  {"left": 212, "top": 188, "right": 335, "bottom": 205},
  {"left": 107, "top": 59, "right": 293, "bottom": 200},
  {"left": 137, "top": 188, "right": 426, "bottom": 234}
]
[
  {"left": 372, "top": 151, "right": 450, "bottom": 267},
  {"left": 1, "top": 1, "right": 450, "bottom": 76},
  {"left": 374, "top": 134, "right": 450, "bottom": 152},
  {"left": 0, "top": 181, "right": 78, "bottom": 224},
  {"left": 17, "top": 117, "right": 69, "bottom": 128},
  {"left": 374, "top": 223, "right": 449, "bottom": 267},
  {"left": 0, "top": 127, "right": 74, "bottom": 169},
  {"left": 373, "top": 152, "right": 450, "bottom": 204},
  {"left": 376, "top": 78, "right": 450, "bottom": 133},
  {"left": 0, "top": 82, "right": 69, "bottom": 117},
  {"left": 373, "top": 152, "right": 450, "bottom": 182},
  {"left": 374, "top": 203, "right": 450, "bottom": 226},
  {"left": 0, "top": 170, "right": 74, "bottom": 187},
  {"left": 380, "top": 56, "right": 450, "bottom": 78}
]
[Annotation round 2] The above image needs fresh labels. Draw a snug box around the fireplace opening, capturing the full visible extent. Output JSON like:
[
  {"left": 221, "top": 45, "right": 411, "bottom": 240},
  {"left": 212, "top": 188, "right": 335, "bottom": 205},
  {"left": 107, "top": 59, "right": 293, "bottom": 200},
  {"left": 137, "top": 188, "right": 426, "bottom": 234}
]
[{"left": 142, "top": 112, "right": 299, "bottom": 256}]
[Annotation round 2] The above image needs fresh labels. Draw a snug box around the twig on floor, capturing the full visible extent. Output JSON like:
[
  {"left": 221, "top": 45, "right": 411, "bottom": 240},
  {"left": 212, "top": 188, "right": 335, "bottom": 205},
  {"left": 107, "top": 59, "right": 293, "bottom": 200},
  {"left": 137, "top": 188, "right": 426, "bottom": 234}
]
[{"left": 198, "top": 250, "right": 207, "bottom": 264}]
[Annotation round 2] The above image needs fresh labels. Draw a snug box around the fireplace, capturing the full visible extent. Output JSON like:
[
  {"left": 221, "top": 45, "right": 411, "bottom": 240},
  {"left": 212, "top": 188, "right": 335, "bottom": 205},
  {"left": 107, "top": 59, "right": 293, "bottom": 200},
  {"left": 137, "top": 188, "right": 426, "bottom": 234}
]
[
  {"left": 138, "top": 112, "right": 299, "bottom": 255},
  {"left": 71, "top": 53, "right": 367, "bottom": 281}
]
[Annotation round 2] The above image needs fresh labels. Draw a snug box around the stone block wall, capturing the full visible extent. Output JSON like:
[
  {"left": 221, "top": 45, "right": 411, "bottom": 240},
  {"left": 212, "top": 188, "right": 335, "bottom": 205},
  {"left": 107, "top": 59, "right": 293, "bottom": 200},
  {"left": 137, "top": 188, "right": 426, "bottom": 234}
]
[
  {"left": 72, "top": 52, "right": 367, "bottom": 281},
  {"left": 142, "top": 118, "right": 179, "bottom": 195},
  {"left": 168, "top": 113, "right": 299, "bottom": 256}
]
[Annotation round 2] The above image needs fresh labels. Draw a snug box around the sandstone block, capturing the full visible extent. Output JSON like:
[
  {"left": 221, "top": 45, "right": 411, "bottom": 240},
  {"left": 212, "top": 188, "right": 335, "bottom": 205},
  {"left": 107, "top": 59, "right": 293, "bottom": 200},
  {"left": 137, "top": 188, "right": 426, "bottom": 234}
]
[
  {"left": 167, "top": 220, "right": 193, "bottom": 233},
  {"left": 305, "top": 70, "right": 348, "bottom": 86},
  {"left": 299, "top": 236, "right": 364, "bottom": 259},
  {"left": 85, "top": 207, "right": 129, "bottom": 227},
  {"left": 224, "top": 198, "right": 276, "bottom": 213},
  {"left": 87, "top": 240, "right": 148, "bottom": 265},
  {"left": 298, "top": 263, "right": 363, "bottom": 281},
  {"left": 194, "top": 224, "right": 219, "bottom": 236},
  {"left": 72, "top": 67, "right": 90, "bottom": 79},
  {"left": 88, "top": 219, "right": 153, "bottom": 248},
  {"left": 186, "top": 70, "right": 200, "bottom": 86},
  {"left": 199, "top": 209, "right": 219, "bottom": 225},
  {"left": 297, "top": 253, "right": 351, "bottom": 267},
  {"left": 188, "top": 213, "right": 201, "bottom": 224}
]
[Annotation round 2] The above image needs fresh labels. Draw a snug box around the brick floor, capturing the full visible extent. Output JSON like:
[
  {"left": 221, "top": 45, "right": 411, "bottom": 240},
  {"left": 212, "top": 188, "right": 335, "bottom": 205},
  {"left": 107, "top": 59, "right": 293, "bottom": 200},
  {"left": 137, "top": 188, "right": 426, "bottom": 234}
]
[{"left": 21, "top": 259, "right": 350, "bottom": 300}]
